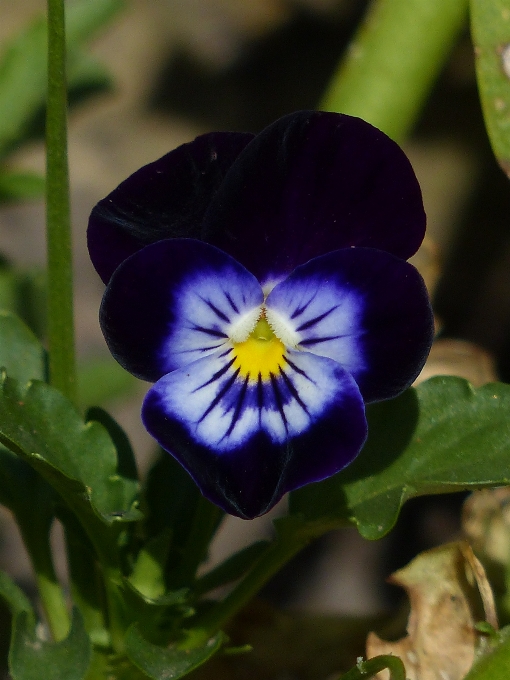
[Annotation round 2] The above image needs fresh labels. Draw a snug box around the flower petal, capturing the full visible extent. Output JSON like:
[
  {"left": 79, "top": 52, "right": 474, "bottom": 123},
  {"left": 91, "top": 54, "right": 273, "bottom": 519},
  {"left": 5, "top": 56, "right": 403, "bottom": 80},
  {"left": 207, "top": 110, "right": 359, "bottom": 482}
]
[
  {"left": 266, "top": 247, "right": 434, "bottom": 403},
  {"left": 88, "top": 131, "right": 254, "bottom": 283},
  {"left": 203, "top": 111, "right": 426, "bottom": 283},
  {"left": 100, "top": 239, "right": 262, "bottom": 382},
  {"left": 142, "top": 348, "right": 367, "bottom": 518}
]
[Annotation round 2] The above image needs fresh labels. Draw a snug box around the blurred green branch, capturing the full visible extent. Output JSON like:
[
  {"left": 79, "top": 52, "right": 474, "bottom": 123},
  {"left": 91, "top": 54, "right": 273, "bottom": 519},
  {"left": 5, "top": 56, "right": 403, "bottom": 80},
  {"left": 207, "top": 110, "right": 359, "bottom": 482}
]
[{"left": 321, "top": 0, "right": 468, "bottom": 142}]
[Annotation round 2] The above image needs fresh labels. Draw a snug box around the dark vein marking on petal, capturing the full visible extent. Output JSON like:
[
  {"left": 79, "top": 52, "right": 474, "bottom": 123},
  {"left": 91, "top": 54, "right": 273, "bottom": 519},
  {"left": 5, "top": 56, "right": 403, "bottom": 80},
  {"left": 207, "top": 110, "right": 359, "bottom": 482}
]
[
  {"left": 300, "top": 334, "right": 347, "bottom": 346},
  {"left": 290, "top": 291, "right": 318, "bottom": 319},
  {"left": 201, "top": 297, "right": 231, "bottom": 324},
  {"left": 177, "top": 343, "right": 224, "bottom": 354},
  {"left": 198, "top": 367, "right": 241, "bottom": 423},
  {"left": 225, "top": 375, "right": 250, "bottom": 438},
  {"left": 279, "top": 366, "right": 310, "bottom": 415},
  {"left": 225, "top": 292, "right": 239, "bottom": 314},
  {"left": 257, "top": 373, "right": 264, "bottom": 426},
  {"left": 270, "top": 373, "right": 288, "bottom": 433},
  {"left": 192, "top": 325, "right": 228, "bottom": 338},
  {"left": 194, "top": 357, "right": 236, "bottom": 391},
  {"left": 296, "top": 305, "right": 338, "bottom": 332},
  {"left": 282, "top": 355, "right": 315, "bottom": 383},
  {"left": 199, "top": 343, "right": 225, "bottom": 353}
]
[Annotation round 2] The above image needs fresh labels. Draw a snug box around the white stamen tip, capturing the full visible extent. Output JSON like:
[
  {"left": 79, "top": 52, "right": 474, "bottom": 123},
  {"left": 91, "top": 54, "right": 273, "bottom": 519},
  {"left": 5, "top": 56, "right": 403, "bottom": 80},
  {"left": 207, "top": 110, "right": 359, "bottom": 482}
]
[
  {"left": 265, "top": 307, "right": 300, "bottom": 347},
  {"left": 229, "top": 307, "right": 261, "bottom": 343}
]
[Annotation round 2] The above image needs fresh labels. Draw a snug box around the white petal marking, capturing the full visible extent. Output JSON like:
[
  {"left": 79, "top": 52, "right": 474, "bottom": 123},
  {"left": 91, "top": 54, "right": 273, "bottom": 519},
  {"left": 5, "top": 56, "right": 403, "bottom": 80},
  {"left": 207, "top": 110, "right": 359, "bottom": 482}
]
[
  {"left": 160, "top": 263, "right": 263, "bottom": 372},
  {"left": 149, "top": 347, "right": 355, "bottom": 453},
  {"left": 266, "top": 273, "right": 366, "bottom": 376}
]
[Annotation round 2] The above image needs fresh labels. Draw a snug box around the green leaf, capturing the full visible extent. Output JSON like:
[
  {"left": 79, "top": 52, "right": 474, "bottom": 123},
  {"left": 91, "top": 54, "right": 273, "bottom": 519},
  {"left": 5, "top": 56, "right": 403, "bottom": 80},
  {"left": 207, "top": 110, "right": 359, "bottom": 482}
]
[
  {"left": 0, "top": 444, "right": 56, "bottom": 559},
  {"left": 194, "top": 541, "right": 270, "bottom": 596},
  {"left": 471, "top": 0, "right": 510, "bottom": 177},
  {"left": 0, "top": 570, "right": 35, "bottom": 625},
  {"left": 143, "top": 452, "right": 201, "bottom": 541},
  {"left": 125, "top": 625, "right": 225, "bottom": 680},
  {"left": 121, "top": 579, "right": 193, "bottom": 645},
  {"left": 129, "top": 530, "right": 173, "bottom": 601},
  {"left": 86, "top": 407, "right": 138, "bottom": 483},
  {"left": 290, "top": 377, "right": 510, "bottom": 540},
  {"left": 0, "top": 375, "right": 140, "bottom": 563},
  {"left": 464, "top": 626, "right": 510, "bottom": 679},
  {"left": 0, "top": 171, "right": 45, "bottom": 202},
  {"left": 9, "top": 609, "right": 91, "bottom": 680},
  {"left": 0, "top": 0, "right": 123, "bottom": 157},
  {"left": 0, "top": 311, "right": 45, "bottom": 384},
  {"left": 142, "top": 452, "right": 203, "bottom": 587}
]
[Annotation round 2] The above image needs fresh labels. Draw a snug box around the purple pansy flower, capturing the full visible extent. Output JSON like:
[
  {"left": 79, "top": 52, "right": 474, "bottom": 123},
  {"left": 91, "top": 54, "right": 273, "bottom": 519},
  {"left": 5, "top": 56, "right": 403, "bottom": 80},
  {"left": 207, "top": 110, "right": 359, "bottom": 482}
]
[{"left": 88, "top": 111, "right": 434, "bottom": 519}]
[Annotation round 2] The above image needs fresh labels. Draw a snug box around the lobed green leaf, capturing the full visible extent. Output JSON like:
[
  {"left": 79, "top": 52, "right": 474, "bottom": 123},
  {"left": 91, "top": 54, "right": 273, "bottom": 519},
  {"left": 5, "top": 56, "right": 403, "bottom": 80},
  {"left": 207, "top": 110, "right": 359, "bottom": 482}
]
[
  {"left": 0, "top": 310, "right": 45, "bottom": 384},
  {"left": 0, "top": 375, "right": 140, "bottom": 565},
  {"left": 125, "top": 626, "right": 225, "bottom": 680},
  {"left": 9, "top": 609, "right": 91, "bottom": 680},
  {"left": 291, "top": 377, "right": 510, "bottom": 539}
]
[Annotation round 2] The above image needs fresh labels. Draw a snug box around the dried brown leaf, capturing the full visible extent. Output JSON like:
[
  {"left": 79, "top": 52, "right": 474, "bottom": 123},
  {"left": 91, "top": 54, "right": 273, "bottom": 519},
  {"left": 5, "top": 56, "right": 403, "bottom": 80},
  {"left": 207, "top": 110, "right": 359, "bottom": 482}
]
[
  {"left": 463, "top": 487, "right": 510, "bottom": 568},
  {"left": 366, "top": 541, "right": 497, "bottom": 680}
]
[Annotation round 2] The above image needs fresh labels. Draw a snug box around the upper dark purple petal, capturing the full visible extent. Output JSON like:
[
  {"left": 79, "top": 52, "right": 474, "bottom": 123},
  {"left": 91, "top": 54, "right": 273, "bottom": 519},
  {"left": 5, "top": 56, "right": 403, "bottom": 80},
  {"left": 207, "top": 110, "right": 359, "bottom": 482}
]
[
  {"left": 99, "top": 239, "right": 262, "bottom": 382},
  {"left": 88, "top": 131, "right": 254, "bottom": 283},
  {"left": 204, "top": 111, "right": 426, "bottom": 283}
]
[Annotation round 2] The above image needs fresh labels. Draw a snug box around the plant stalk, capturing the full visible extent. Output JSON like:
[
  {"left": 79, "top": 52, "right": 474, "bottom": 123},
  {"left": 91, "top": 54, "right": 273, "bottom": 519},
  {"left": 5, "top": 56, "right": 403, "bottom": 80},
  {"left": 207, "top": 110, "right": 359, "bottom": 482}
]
[
  {"left": 191, "top": 528, "right": 309, "bottom": 640},
  {"left": 46, "top": 0, "right": 77, "bottom": 404},
  {"left": 321, "top": 0, "right": 468, "bottom": 142}
]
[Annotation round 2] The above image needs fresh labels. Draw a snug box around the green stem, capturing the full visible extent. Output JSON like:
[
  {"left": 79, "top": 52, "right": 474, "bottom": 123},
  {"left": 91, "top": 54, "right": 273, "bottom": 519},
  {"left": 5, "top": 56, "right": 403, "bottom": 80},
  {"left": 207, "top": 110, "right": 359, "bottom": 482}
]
[
  {"left": 321, "top": 0, "right": 468, "bottom": 141},
  {"left": 192, "top": 528, "right": 309, "bottom": 639},
  {"left": 46, "top": 0, "right": 77, "bottom": 404},
  {"left": 102, "top": 565, "right": 127, "bottom": 655},
  {"left": 21, "top": 521, "right": 70, "bottom": 642},
  {"left": 35, "top": 572, "right": 70, "bottom": 643},
  {"left": 341, "top": 655, "right": 407, "bottom": 680},
  {"left": 63, "top": 498, "right": 127, "bottom": 654}
]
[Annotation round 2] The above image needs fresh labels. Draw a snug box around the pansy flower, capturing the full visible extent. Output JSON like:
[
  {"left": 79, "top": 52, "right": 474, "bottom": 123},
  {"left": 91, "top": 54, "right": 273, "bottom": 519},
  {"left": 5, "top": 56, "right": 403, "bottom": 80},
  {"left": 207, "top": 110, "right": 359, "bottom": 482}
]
[{"left": 88, "top": 111, "right": 434, "bottom": 519}]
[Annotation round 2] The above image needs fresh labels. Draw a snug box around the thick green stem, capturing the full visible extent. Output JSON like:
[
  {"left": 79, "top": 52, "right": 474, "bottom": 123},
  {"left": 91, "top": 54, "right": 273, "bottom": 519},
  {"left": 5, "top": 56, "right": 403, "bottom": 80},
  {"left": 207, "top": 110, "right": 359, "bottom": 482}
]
[
  {"left": 341, "top": 655, "right": 407, "bottom": 680},
  {"left": 46, "top": 0, "right": 77, "bottom": 404},
  {"left": 22, "top": 521, "right": 70, "bottom": 642},
  {"left": 321, "top": 0, "right": 468, "bottom": 141},
  {"left": 35, "top": 573, "right": 70, "bottom": 643},
  {"left": 191, "top": 529, "right": 309, "bottom": 640}
]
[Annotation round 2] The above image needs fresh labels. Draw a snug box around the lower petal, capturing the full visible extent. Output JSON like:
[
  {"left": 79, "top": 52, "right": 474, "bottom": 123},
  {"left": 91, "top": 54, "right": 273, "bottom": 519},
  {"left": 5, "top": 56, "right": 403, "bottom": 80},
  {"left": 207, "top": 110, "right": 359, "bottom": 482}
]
[{"left": 141, "top": 349, "right": 367, "bottom": 518}]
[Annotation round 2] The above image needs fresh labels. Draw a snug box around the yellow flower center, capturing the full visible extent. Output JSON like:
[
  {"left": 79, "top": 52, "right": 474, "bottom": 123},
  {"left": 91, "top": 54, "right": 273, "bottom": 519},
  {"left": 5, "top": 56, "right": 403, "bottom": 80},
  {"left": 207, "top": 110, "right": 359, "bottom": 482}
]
[{"left": 232, "top": 316, "right": 285, "bottom": 381}]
